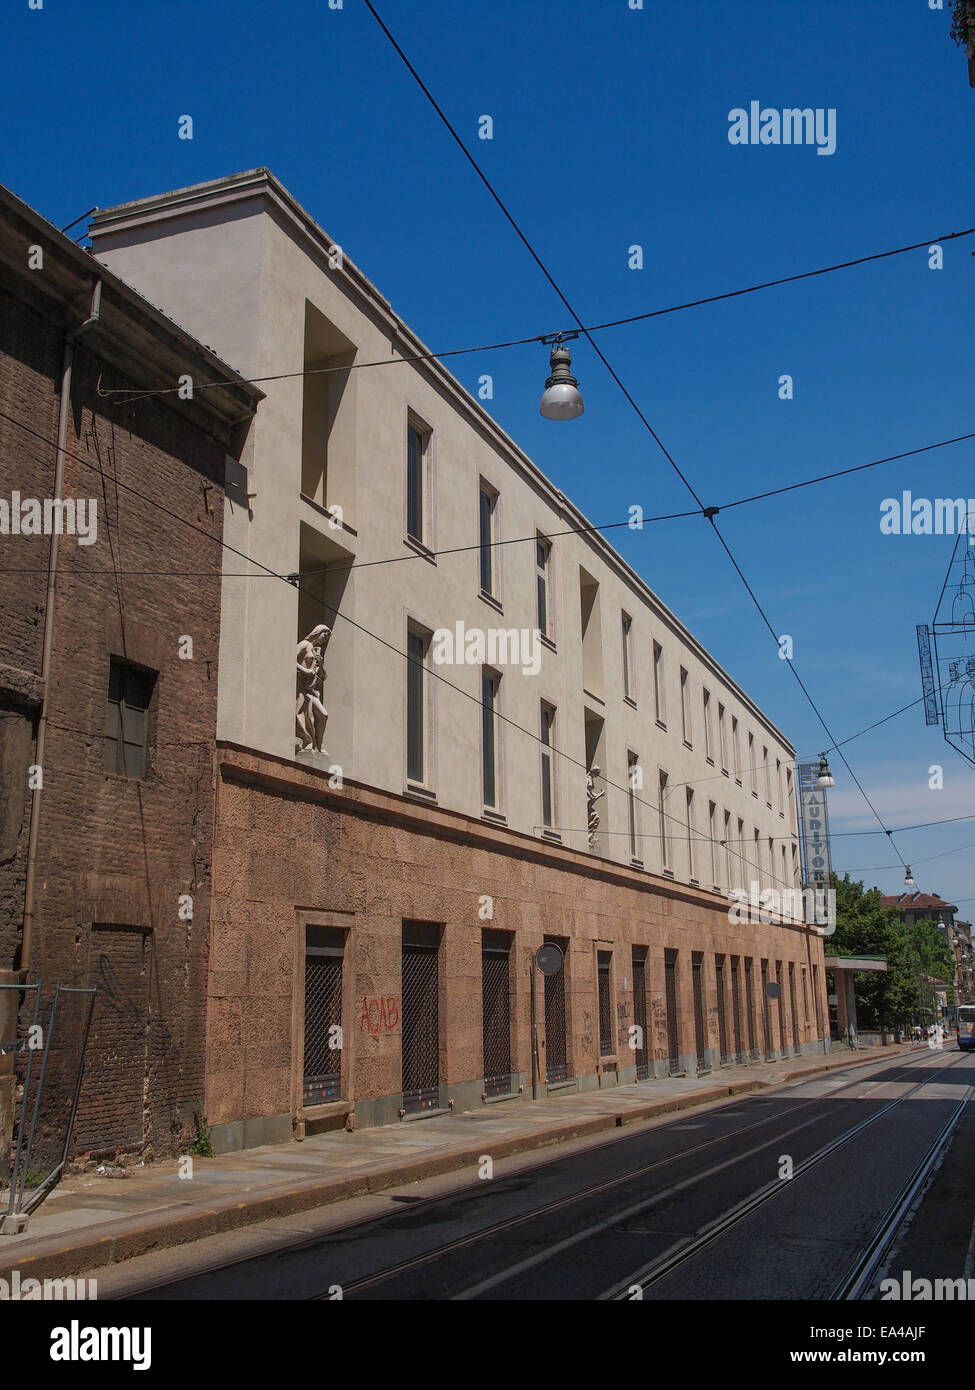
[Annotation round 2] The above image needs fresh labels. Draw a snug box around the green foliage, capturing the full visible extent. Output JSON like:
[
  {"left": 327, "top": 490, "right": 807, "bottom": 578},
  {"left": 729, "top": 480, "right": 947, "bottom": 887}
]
[
  {"left": 188, "top": 1104, "right": 214, "bottom": 1158},
  {"left": 829, "top": 876, "right": 951, "bottom": 1029}
]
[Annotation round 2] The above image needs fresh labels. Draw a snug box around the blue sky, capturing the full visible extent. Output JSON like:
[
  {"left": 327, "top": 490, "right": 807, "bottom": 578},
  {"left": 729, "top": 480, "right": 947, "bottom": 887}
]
[{"left": 4, "top": 0, "right": 974, "bottom": 911}]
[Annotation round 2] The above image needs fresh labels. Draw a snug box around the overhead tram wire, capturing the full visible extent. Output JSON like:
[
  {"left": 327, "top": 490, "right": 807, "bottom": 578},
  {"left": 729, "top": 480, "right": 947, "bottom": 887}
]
[
  {"left": 362, "top": 0, "right": 948, "bottom": 896},
  {"left": 89, "top": 222, "right": 975, "bottom": 401},
  {"left": 0, "top": 404, "right": 802, "bottom": 900}
]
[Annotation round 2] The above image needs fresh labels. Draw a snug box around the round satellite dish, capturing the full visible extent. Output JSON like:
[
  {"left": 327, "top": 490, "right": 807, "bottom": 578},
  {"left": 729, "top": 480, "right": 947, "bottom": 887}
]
[
  {"left": 535, "top": 943, "right": 564, "bottom": 976},
  {"left": 765, "top": 982, "right": 781, "bottom": 1000}
]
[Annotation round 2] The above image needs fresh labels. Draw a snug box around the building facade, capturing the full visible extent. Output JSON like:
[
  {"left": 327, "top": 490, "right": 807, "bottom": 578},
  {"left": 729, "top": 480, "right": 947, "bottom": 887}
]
[
  {"left": 89, "top": 170, "right": 828, "bottom": 1153},
  {"left": 0, "top": 184, "right": 260, "bottom": 1161}
]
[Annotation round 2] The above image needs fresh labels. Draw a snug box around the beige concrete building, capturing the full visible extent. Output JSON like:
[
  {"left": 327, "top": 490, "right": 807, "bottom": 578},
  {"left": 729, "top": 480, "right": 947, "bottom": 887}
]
[{"left": 90, "top": 170, "right": 827, "bottom": 1152}]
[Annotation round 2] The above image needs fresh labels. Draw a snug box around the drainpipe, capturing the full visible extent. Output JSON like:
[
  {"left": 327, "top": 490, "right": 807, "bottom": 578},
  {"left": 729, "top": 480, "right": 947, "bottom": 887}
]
[{"left": 19, "top": 280, "right": 102, "bottom": 975}]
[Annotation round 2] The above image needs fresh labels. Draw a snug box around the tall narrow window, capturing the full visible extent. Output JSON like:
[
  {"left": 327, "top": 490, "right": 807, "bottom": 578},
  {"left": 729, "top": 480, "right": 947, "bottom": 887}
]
[
  {"left": 540, "top": 702, "right": 556, "bottom": 829},
  {"left": 627, "top": 750, "right": 640, "bottom": 860},
  {"left": 479, "top": 482, "right": 497, "bottom": 596},
  {"left": 753, "top": 828, "right": 762, "bottom": 886},
  {"left": 737, "top": 818, "right": 745, "bottom": 891},
  {"left": 482, "top": 668, "right": 501, "bottom": 810},
  {"left": 653, "top": 641, "right": 665, "bottom": 724},
  {"left": 786, "top": 765, "right": 794, "bottom": 815},
  {"left": 724, "top": 809, "right": 733, "bottom": 889},
  {"left": 703, "top": 689, "right": 713, "bottom": 761},
  {"left": 732, "top": 716, "right": 742, "bottom": 784},
  {"left": 536, "top": 536, "right": 551, "bottom": 639},
  {"left": 680, "top": 668, "right": 691, "bottom": 745},
  {"left": 621, "top": 613, "right": 633, "bottom": 701},
  {"left": 718, "top": 702, "right": 728, "bottom": 772},
  {"left": 406, "top": 626, "right": 429, "bottom": 784},
  {"left": 105, "top": 659, "right": 155, "bottom": 779},
  {"left": 686, "top": 788, "right": 696, "bottom": 880},
  {"left": 406, "top": 421, "right": 426, "bottom": 543},
  {"left": 775, "top": 757, "right": 783, "bottom": 815},
  {"left": 658, "top": 770, "right": 670, "bottom": 870},
  {"left": 709, "top": 801, "right": 718, "bottom": 886},
  {"left": 748, "top": 732, "right": 756, "bottom": 795},
  {"left": 763, "top": 746, "right": 771, "bottom": 805}
]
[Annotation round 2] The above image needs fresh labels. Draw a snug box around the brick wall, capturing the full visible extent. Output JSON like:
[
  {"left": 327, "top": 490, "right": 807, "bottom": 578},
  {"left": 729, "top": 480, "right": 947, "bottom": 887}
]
[{"left": 0, "top": 272, "right": 231, "bottom": 1157}]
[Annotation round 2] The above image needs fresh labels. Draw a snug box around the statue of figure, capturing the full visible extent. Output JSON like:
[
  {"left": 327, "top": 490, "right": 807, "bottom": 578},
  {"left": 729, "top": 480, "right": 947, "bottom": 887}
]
[
  {"left": 296, "top": 624, "right": 331, "bottom": 754},
  {"left": 586, "top": 765, "right": 604, "bottom": 848}
]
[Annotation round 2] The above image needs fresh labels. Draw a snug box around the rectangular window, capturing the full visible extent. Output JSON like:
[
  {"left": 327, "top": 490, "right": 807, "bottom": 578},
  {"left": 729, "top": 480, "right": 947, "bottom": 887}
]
[
  {"left": 540, "top": 702, "right": 556, "bottom": 829},
  {"left": 536, "top": 536, "right": 551, "bottom": 638},
  {"left": 748, "top": 732, "right": 756, "bottom": 795},
  {"left": 658, "top": 770, "right": 670, "bottom": 870},
  {"left": 775, "top": 757, "right": 783, "bottom": 815},
  {"left": 786, "top": 765, "right": 794, "bottom": 815},
  {"left": 597, "top": 951, "right": 614, "bottom": 1056},
  {"left": 406, "top": 625, "right": 429, "bottom": 784},
  {"left": 680, "top": 667, "right": 691, "bottom": 744},
  {"left": 621, "top": 612, "right": 633, "bottom": 701},
  {"left": 763, "top": 746, "right": 771, "bottom": 805},
  {"left": 724, "top": 810, "right": 733, "bottom": 889},
  {"left": 703, "top": 689, "right": 713, "bottom": 762},
  {"left": 479, "top": 482, "right": 497, "bottom": 595},
  {"left": 709, "top": 800, "right": 718, "bottom": 886},
  {"left": 737, "top": 817, "right": 745, "bottom": 891},
  {"left": 482, "top": 668, "right": 501, "bottom": 810},
  {"left": 627, "top": 750, "right": 640, "bottom": 860},
  {"left": 406, "top": 421, "right": 427, "bottom": 543},
  {"left": 653, "top": 642, "right": 665, "bottom": 725},
  {"left": 769, "top": 837, "right": 775, "bottom": 887},
  {"left": 754, "top": 828, "right": 762, "bottom": 884},
  {"left": 686, "top": 788, "right": 696, "bottom": 880},
  {"left": 105, "top": 659, "right": 155, "bottom": 779},
  {"left": 718, "top": 702, "right": 728, "bottom": 772},
  {"left": 732, "top": 716, "right": 742, "bottom": 784}
]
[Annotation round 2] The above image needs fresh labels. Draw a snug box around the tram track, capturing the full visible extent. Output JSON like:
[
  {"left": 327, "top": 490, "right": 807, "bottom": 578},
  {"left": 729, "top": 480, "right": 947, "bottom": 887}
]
[
  {"left": 112, "top": 1048, "right": 958, "bottom": 1301},
  {"left": 596, "top": 1050, "right": 973, "bottom": 1302}
]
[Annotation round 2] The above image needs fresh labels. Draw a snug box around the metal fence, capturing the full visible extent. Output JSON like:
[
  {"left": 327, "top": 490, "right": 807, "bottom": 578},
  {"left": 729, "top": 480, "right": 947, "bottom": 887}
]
[{"left": 1, "top": 981, "right": 96, "bottom": 1229}]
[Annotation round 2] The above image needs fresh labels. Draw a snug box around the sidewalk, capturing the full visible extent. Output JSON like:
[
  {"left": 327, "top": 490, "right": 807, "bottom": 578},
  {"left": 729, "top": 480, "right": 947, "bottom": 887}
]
[{"left": 0, "top": 1043, "right": 910, "bottom": 1282}]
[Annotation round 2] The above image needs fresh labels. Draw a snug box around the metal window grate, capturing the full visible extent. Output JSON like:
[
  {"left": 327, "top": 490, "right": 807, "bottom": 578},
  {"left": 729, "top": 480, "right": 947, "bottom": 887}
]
[
  {"left": 543, "top": 941, "right": 568, "bottom": 1084},
  {"left": 597, "top": 951, "right": 613, "bottom": 1056},
  {"left": 482, "top": 936, "right": 512, "bottom": 1098},
  {"left": 731, "top": 957, "right": 745, "bottom": 1064},
  {"left": 746, "top": 959, "right": 760, "bottom": 1061},
  {"left": 692, "top": 953, "right": 708, "bottom": 1072},
  {"left": 665, "top": 950, "right": 681, "bottom": 1074},
  {"left": 402, "top": 936, "right": 439, "bottom": 1113},
  {"left": 632, "top": 950, "right": 649, "bottom": 1081},
  {"left": 715, "top": 956, "right": 730, "bottom": 1065},
  {"left": 304, "top": 951, "right": 343, "bottom": 1107}
]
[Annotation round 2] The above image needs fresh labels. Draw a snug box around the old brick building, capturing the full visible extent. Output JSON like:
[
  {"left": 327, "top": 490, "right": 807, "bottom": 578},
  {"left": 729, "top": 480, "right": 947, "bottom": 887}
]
[{"left": 0, "top": 183, "right": 260, "bottom": 1161}]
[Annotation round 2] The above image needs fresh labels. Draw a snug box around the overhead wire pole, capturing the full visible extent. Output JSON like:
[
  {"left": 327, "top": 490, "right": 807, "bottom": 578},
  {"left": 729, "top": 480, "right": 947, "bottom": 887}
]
[{"left": 361, "top": 0, "right": 944, "bottom": 901}]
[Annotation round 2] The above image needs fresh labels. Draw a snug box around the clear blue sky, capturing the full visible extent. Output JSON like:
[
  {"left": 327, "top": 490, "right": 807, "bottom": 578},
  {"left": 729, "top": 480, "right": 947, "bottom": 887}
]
[{"left": 5, "top": 0, "right": 974, "bottom": 911}]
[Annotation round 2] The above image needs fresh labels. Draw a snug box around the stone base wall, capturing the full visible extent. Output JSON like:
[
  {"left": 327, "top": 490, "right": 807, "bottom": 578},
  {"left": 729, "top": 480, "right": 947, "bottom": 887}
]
[{"left": 207, "top": 745, "right": 829, "bottom": 1152}]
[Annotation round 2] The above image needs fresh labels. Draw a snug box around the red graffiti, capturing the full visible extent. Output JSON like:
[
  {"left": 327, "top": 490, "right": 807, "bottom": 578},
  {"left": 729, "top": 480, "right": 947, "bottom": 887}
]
[{"left": 359, "top": 996, "right": 399, "bottom": 1034}]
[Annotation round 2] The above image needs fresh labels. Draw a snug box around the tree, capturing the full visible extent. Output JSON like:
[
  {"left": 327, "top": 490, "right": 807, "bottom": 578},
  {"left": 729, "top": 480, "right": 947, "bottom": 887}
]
[{"left": 829, "top": 876, "right": 920, "bottom": 1030}]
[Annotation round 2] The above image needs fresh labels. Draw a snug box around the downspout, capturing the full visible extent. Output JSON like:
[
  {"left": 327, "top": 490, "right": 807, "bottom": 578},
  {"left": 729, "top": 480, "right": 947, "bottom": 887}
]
[{"left": 19, "top": 279, "right": 101, "bottom": 975}]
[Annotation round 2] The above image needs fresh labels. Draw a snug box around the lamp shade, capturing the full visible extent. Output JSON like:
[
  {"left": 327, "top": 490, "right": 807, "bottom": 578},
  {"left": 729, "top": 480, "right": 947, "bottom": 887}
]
[{"left": 540, "top": 342, "right": 584, "bottom": 420}]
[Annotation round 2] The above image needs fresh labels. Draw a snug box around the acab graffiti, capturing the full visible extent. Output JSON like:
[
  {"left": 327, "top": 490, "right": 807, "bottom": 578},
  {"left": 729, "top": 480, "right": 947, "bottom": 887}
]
[{"left": 359, "top": 996, "right": 399, "bottom": 1034}]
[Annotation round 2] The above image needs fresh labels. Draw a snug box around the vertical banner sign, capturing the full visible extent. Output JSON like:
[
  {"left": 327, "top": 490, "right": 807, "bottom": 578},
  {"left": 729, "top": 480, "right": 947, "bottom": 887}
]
[{"left": 797, "top": 759, "right": 832, "bottom": 899}]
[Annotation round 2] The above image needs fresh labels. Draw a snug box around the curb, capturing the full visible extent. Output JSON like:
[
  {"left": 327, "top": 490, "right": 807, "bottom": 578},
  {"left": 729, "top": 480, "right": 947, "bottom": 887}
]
[{"left": 0, "top": 1046, "right": 904, "bottom": 1283}]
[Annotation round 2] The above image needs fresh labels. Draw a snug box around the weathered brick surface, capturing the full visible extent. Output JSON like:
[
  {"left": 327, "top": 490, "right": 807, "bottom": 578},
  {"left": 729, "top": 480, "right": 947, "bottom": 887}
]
[
  {"left": 208, "top": 748, "right": 829, "bottom": 1138},
  {"left": 0, "top": 271, "right": 231, "bottom": 1157}
]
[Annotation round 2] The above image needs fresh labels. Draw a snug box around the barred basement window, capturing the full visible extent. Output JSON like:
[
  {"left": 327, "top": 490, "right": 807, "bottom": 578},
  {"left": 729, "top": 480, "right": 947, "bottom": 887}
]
[{"left": 105, "top": 659, "right": 155, "bottom": 779}]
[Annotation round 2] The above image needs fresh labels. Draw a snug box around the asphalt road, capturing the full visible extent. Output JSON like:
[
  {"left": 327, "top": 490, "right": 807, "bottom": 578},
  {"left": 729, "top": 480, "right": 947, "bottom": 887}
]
[{"left": 119, "top": 1048, "right": 975, "bottom": 1302}]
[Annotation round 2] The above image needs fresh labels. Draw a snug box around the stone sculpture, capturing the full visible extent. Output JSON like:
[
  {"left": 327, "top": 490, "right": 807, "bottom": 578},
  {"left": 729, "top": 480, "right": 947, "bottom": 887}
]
[{"left": 296, "top": 624, "right": 331, "bottom": 754}]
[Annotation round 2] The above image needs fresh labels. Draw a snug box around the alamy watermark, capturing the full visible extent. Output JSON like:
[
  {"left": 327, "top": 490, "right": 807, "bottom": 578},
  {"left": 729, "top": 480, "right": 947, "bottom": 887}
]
[
  {"left": 728, "top": 882, "right": 836, "bottom": 935},
  {"left": 728, "top": 102, "right": 836, "bottom": 156},
  {"left": 0, "top": 1269, "right": 97, "bottom": 1300},
  {"left": 432, "top": 623, "right": 541, "bottom": 676},
  {"left": 0, "top": 492, "right": 97, "bottom": 546},
  {"left": 880, "top": 493, "right": 975, "bottom": 542}
]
